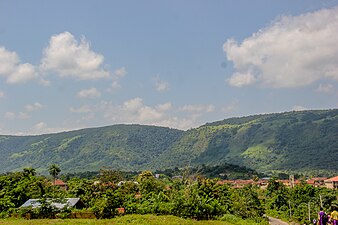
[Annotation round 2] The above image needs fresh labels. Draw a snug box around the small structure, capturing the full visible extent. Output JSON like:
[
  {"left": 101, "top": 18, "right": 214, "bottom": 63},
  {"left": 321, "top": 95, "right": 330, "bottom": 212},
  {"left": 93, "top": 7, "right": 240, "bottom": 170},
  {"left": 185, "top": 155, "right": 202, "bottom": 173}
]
[
  {"left": 52, "top": 179, "right": 67, "bottom": 190},
  {"left": 324, "top": 176, "right": 338, "bottom": 189},
  {"left": 217, "top": 179, "right": 268, "bottom": 189},
  {"left": 306, "top": 177, "right": 327, "bottom": 188},
  {"left": 20, "top": 198, "right": 84, "bottom": 209}
]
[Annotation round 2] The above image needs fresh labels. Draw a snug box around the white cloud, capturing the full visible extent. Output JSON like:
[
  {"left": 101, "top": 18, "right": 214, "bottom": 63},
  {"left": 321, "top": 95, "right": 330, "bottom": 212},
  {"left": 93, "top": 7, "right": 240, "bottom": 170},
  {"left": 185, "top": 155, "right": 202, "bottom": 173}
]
[
  {"left": 4, "top": 111, "right": 31, "bottom": 120},
  {"left": 316, "top": 83, "right": 334, "bottom": 93},
  {"left": 41, "top": 32, "right": 109, "bottom": 80},
  {"left": 110, "top": 67, "right": 127, "bottom": 88},
  {"left": 69, "top": 105, "right": 91, "bottom": 113},
  {"left": 180, "top": 104, "right": 215, "bottom": 113},
  {"left": 34, "top": 122, "right": 47, "bottom": 130},
  {"left": 0, "top": 91, "right": 4, "bottom": 98},
  {"left": 114, "top": 67, "right": 126, "bottom": 78},
  {"left": 156, "top": 102, "right": 172, "bottom": 112},
  {"left": 77, "top": 88, "right": 101, "bottom": 98},
  {"left": 25, "top": 102, "right": 43, "bottom": 112},
  {"left": 4, "top": 102, "right": 43, "bottom": 121},
  {"left": 4, "top": 112, "right": 16, "bottom": 119},
  {"left": 228, "top": 72, "right": 256, "bottom": 87},
  {"left": 38, "top": 78, "right": 51, "bottom": 86},
  {"left": 122, "top": 97, "right": 144, "bottom": 112},
  {"left": 154, "top": 76, "right": 169, "bottom": 92},
  {"left": 224, "top": 6, "right": 338, "bottom": 88},
  {"left": 69, "top": 98, "right": 217, "bottom": 131},
  {"left": 0, "top": 47, "right": 37, "bottom": 84},
  {"left": 292, "top": 105, "right": 308, "bottom": 111}
]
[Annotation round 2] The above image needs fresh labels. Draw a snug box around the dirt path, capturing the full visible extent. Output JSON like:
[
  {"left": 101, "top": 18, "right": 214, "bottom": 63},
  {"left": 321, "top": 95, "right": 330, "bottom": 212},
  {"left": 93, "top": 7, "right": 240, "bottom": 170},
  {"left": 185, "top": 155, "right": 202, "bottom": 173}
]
[{"left": 268, "top": 216, "right": 290, "bottom": 225}]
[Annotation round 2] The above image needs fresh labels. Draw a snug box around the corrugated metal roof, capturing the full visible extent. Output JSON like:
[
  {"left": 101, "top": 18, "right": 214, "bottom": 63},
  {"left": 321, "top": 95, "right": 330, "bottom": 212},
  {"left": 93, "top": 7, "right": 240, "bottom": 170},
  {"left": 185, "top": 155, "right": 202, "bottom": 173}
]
[{"left": 20, "top": 198, "right": 81, "bottom": 209}]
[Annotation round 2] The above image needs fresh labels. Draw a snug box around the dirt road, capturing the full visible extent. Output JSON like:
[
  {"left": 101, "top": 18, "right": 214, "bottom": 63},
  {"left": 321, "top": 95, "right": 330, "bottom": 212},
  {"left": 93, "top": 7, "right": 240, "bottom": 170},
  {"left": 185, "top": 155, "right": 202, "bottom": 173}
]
[{"left": 268, "top": 216, "right": 290, "bottom": 225}]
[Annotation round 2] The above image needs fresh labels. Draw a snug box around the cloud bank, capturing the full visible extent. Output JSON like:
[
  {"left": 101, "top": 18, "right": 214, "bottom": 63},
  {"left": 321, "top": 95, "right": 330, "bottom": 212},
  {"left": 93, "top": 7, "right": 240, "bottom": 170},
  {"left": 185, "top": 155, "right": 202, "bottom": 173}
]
[
  {"left": 224, "top": 6, "right": 338, "bottom": 88},
  {"left": 69, "top": 98, "right": 218, "bottom": 130}
]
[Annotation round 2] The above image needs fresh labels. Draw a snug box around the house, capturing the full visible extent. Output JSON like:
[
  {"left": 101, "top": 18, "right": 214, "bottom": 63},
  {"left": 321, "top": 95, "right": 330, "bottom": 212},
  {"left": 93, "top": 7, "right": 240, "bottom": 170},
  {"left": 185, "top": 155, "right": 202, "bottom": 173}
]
[
  {"left": 217, "top": 179, "right": 267, "bottom": 189},
  {"left": 306, "top": 177, "right": 327, "bottom": 187},
  {"left": 20, "top": 198, "right": 84, "bottom": 209},
  {"left": 52, "top": 179, "right": 67, "bottom": 190},
  {"left": 276, "top": 179, "right": 301, "bottom": 187},
  {"left": 324, "top": 176, "right": 338, "bottom": 189}
]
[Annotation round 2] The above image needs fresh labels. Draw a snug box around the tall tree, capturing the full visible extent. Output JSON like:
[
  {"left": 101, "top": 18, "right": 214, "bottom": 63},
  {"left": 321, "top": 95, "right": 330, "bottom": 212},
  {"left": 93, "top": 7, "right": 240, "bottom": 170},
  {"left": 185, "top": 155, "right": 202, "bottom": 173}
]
[
  {"left": 48, "top": 164, "right": 61, "bottom": 185},
  {"left": 23, "top": 167, "right": 36, "bottom": 177}
]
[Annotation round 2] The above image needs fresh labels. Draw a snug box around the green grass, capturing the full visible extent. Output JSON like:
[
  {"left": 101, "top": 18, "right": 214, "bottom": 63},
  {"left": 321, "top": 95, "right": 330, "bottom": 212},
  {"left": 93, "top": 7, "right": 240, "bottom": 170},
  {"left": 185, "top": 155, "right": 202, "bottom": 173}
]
[{"left": 0, "top": 215, "right": 234, "bottom": 225}]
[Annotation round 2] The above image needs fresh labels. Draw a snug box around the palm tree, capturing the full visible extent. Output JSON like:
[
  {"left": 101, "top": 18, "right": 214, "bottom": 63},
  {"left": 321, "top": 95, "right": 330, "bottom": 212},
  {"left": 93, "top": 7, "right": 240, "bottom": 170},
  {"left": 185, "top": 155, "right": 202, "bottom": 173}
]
[
  {"left": 48, "top": 164, "right": 61, "bottom": 185},
  {"left": 23, "top": 167, "right": 36, "bottom": 177}
]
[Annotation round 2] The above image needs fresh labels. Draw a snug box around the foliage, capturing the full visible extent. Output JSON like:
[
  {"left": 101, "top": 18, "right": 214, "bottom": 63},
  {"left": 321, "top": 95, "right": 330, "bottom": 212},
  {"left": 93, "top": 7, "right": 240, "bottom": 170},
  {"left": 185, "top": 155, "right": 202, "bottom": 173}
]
[
  {"left": 0, "top": 167, "right": 337, "bottom": 224},
  {"left": 48, "top": 164, "right": 61, "bottom": 185}
]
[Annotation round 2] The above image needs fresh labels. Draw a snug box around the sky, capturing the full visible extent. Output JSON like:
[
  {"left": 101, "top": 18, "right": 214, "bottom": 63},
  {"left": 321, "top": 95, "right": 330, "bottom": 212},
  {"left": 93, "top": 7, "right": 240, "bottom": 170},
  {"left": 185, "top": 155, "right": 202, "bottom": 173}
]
[{"left": 0, "top": 0, "right": 338, "bottom": 135}]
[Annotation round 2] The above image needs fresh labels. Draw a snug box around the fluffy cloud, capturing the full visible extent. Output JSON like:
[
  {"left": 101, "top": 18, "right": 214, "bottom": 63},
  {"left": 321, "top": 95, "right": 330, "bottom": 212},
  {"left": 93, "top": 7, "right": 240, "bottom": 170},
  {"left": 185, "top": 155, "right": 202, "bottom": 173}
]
[
  {"left": 180, "top": 104, "right": 215, "bottom": 113},
  {"left": 114, "top": 67, "right": 126, "bottom": 78},
  {"left": 111, "top": 67, "right": 127, "bottom": 88},
  {"left": 41, "top": 32, "right": 109, "bottom": 80},
  {"left": 4, "top": 102, "right": 43, "bottom": 120},
  {"left": 3, "top": 111, "right": 30, "bottom": 120},
  {"left": 0, "top": 91, "right": 4, "bottom": 98},
  {"left": 228, "top": 72, "right": 256, "bottom": 87},
  {"left": 0, "top": 47, "right": 37, "bottom": 83},
  {"left": 77, "top": 88, "right": 101, "bottom": 98},
  {"left": 316, "top": 83, "right": 334, "bottom": 93},
  {"left": 33, "top": 122, "right": 47, "bottom": 131},
  {"left": 154, "top": 76, "right": 169, "bottom": 92},
  {"left": 224, "top": 6, "right": 338, "bottom": 88},
  {"left": 25, "top": 102, "right": 43, "bottom": 112}
]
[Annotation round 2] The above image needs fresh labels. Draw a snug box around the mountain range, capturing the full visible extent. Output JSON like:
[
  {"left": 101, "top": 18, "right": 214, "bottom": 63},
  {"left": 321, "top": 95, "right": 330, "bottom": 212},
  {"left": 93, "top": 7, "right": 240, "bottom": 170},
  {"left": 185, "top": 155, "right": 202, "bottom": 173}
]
[{"left": 0, "top": 109, "right": 337, "bottom": 176}]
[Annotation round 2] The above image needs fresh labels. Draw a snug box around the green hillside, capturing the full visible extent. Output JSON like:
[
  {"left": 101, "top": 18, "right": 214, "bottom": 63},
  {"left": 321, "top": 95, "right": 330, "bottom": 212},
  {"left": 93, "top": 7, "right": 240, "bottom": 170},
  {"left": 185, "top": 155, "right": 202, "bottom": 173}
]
[
  {"left": 0, "top": 109, "right": 337, "bottom": 175},
  {"left": 0, "top": 125, "right": 183, "bottom": 173},
  {"left": 155, "top": 109, "right": 338, "bottom": 175}
]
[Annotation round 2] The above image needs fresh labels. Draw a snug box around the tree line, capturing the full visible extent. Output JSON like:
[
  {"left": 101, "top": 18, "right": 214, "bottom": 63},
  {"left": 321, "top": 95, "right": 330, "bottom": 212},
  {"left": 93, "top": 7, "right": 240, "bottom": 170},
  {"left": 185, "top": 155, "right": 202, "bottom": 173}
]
[{"left": 0, "top": 166, "right": 337, "bottom": 224}]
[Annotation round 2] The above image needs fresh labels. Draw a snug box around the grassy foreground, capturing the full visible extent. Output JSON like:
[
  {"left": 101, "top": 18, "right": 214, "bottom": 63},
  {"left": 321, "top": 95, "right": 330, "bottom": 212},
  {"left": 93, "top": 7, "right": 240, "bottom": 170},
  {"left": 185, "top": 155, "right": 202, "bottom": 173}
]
[{"left": 0, "top": 215, "right": 234, "bottom": 225}]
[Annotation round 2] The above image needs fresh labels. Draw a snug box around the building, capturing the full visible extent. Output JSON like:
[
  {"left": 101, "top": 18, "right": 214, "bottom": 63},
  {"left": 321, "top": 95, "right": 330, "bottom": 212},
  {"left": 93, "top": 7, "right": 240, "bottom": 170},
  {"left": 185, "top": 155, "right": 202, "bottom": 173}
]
[
  {"left": 20, "top": 198, "right": 84, "bottom": 209},
  {"left": 324, "top": 176, "right": 338, "bottom": 189},
  {"left": 52, "top": 179, "right": 67, "bottom": 190},
  {"left": 306, "top": 177, "right": 327, "bottom": 188}
]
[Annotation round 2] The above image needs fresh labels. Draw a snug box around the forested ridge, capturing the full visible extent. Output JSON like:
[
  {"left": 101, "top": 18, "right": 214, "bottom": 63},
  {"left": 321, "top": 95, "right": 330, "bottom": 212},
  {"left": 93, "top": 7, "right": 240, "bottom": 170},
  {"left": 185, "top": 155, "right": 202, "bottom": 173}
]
[{"left": 0, "top": 109, "right": 337, "bottom": 175}]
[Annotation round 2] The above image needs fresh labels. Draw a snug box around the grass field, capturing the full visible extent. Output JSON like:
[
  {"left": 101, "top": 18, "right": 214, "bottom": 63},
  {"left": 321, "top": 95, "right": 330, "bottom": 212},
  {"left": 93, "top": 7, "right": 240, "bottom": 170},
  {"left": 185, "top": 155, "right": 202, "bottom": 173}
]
[{"left": 0, "top": 215, "right": 234, "bottom": 225}]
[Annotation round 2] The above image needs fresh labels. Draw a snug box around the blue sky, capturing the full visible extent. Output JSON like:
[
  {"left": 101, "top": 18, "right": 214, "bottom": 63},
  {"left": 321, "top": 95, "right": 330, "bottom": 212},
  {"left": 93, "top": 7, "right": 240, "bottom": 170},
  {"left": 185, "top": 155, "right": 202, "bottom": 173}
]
[{"left": 0, "top": 0, "right": 338, "bottom": 134}]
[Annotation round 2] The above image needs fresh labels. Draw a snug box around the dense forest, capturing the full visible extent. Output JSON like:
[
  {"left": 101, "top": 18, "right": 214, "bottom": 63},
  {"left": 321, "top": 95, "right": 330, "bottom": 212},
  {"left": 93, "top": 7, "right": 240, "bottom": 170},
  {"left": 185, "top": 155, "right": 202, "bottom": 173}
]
[
  {"left": 0, "top": 166, "right": 337, "bottom": 224},
  {"left": 0, "top": 109, "right": 337, "bottom": 175}
]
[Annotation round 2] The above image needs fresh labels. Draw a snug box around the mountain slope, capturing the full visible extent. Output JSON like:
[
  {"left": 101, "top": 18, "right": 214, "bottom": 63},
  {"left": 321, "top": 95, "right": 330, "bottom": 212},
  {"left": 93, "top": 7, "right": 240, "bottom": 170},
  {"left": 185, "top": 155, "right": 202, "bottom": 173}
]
[
  {"left": 0, "top": 125, "right": 183, "bottom": 173},
  {"left": 154, "top": 109, "right": 338, "bottom": 175},
  {"left": 0, "top": 109, "right": 337, "bottom": 175}
]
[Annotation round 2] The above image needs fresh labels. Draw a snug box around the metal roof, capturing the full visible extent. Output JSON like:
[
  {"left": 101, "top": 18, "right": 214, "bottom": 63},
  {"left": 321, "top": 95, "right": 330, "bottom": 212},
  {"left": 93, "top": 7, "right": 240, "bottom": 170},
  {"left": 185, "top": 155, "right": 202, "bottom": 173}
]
[{"left": 20, "top": 198, "right": 81, "bottom": 209}]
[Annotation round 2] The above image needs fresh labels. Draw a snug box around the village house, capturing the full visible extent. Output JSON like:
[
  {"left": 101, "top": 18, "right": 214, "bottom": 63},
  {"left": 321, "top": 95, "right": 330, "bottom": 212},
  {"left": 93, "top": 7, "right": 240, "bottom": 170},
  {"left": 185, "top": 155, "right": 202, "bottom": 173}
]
[
  {"left": 52, "top": 179, "right": 67, "bottom": 190},
  {"left": 306, "top": 177, "right": 327, "bottom": 188},
  {"left": 20, "top": 198, "right": 84, "bottom": 209},
  {"left": 324, "top": 176, "right": 338, "bottom": 189}
]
